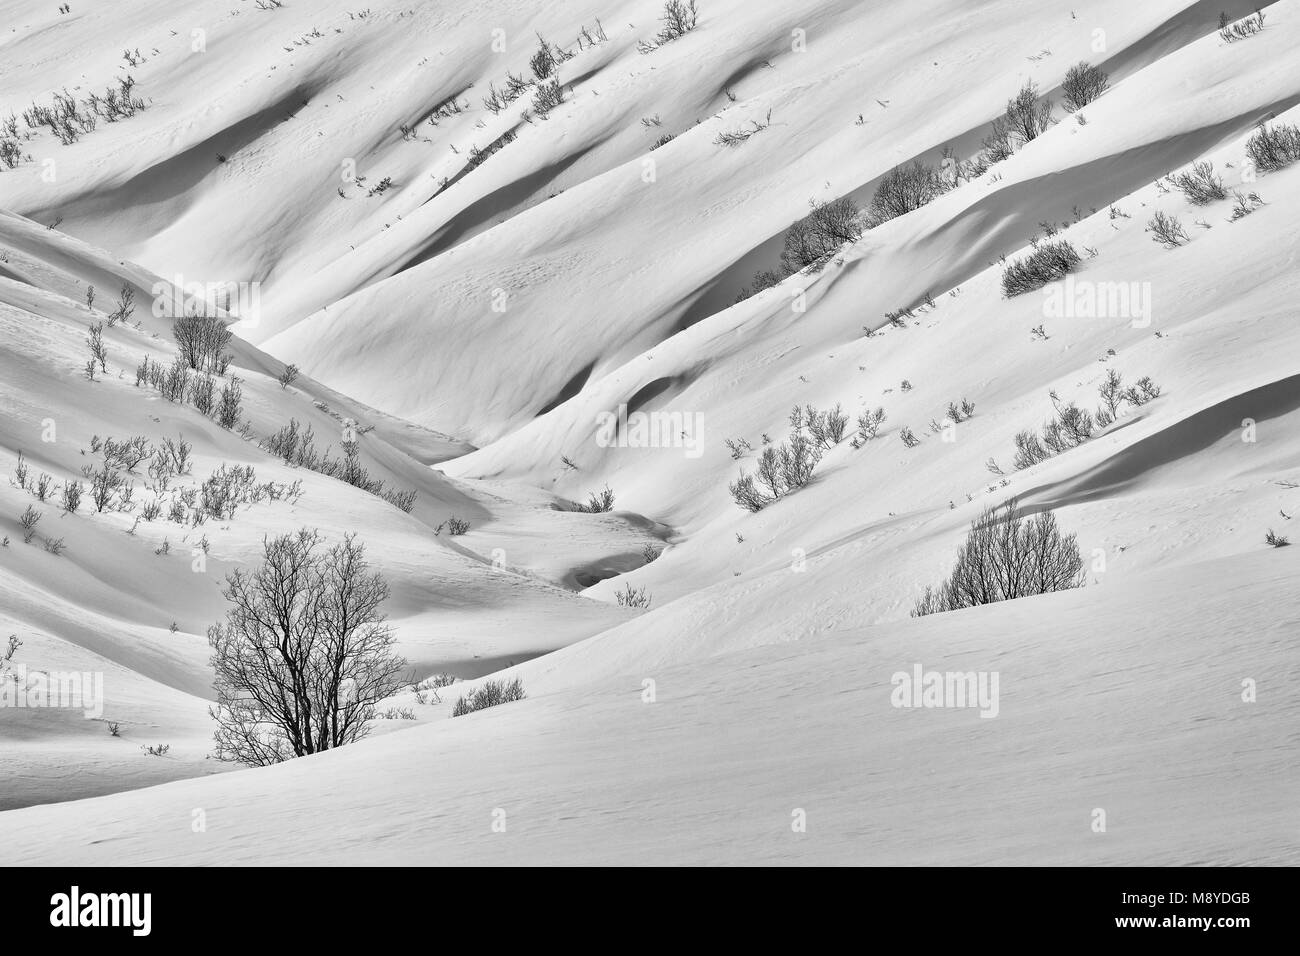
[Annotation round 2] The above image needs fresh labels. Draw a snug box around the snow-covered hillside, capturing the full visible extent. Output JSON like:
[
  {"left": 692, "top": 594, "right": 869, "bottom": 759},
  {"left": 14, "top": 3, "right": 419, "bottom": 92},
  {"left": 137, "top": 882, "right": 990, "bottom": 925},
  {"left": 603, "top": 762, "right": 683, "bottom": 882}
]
[{"left": 0, "top": 0, "right": 1297, "bottom": 864}]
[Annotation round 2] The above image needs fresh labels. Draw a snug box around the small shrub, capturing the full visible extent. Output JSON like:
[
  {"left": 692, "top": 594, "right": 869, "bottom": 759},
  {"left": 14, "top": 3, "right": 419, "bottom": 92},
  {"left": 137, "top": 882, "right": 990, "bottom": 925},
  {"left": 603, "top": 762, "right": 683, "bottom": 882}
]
[
  {"left": 32, "top": 472, "right": 53, "bottom": 501},
  {"left": 574, "top": 486, "right": 615, "bottom": 513},
  {"left": 141, "top": 743, "right": 171, "bottom": 756},
  {"left": 107, "top": 285, "right": 135, "bottom": 326},
  {"left": 614, "top": 583, "right": 652, "bottom": 608},
  {"left": 1147, "top": 210, "right": 1189, "bottom": 247},
  {"left": 1165, "top": 161, "right": 1226, "bottom": 205},
  {"left": 1001, "top": 240, "right": 1081, "bottom": 296},
  {"left": 1, "top": 634, "right": 18, "bottom": 683},
  {"left": 216, "top": 377, "right": 243, "bottom": 428},
  {"left": 19, "top": 505, "right": 41, "bottom": 543},
  {"left": 43, "top": 536, "right": 65, "bottom": 556},
  {"left": 946, "top": 398, "right": 975, "bottom": 423},
  {"left": 1229, "top": 190, "right": 1263, "bottom": 220},
  {"left": 1061, "top": 61, "right": 1108, "bottom": 112},
  {"left": 108, "top": 722, "right": 120, "bottom": 737},
  {"left": 61, "top": 480, "right": 83, "bottom": 513},
  {"left": 277, "top": 364, "right": 299, "bottom": 389},
  {"left": 641, "top": 543, "right": 662, "bottom": 563},
  {"left": 724, "top": 437, "right": 753, "bottom": 459},
  {"left": 529, "top": 33, "right": 557, "bottom": 80},
  {"left": 1245, "top": 121, "right": 1300, "bottom": 173},
  {"left": 1003, "top": 80, "right": 1053, "bottom": 143},
  {"left": 1265, "top": 529, "right": 1290, "bottom": 547},
  {"left": 531, "top": 78, "right": 564, "bottom": 118},
  {"left": 655, "top": 0, "right": 698, "bottom": 44},
  {"left": 713, "top": 110, "right": 770, "bottom": 147}
]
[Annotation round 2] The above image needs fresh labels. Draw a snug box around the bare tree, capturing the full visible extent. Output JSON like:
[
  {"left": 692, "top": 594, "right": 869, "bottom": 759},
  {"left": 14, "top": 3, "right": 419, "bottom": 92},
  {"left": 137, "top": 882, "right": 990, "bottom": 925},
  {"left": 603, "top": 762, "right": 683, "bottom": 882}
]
[
  {"left": 1003, "top": 80, "right": 1053, "bottom": 143},
  {"left": 1061, "top": 62, "right": 1108, "bottom": 112},
  {"left": 912, "top": 500, "right": 1085, "bottom": 615},
  {"left": 173, "top": 315, "right": 233, "bottom": 372},
  {"left": 207, "top": 529, "right": 407, "bottom": 766},
  {"left": 866, "top": 160, "right": 943, "bottom": 226},
  {"left": 780, "top": 197, "right": 862, "bottom": 272}
]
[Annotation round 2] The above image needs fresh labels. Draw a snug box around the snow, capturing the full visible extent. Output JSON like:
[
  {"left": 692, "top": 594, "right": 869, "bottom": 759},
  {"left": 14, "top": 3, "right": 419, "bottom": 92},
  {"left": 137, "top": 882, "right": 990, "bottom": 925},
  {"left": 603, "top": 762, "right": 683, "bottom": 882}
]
[{"left": 0, "top": 0, "right": 1297, "bottom": 862}]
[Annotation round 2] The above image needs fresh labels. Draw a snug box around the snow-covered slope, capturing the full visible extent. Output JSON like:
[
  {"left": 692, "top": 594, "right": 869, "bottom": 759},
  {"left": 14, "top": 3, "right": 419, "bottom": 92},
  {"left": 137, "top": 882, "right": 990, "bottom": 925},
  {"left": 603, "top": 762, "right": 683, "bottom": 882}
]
[
  {"left": 1, "top": 0, "right": 1297, "bottom": 862},
  {"left": 2, "top": 547, "right": 1295, "bottom": 865}
]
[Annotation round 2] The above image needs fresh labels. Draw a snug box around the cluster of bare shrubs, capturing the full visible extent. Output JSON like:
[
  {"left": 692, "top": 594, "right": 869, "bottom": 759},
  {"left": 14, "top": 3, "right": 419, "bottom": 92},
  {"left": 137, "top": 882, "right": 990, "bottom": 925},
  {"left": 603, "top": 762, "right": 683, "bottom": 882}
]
[
  {"left": 411, "top": 672, "right": 459, "bottom": 706},
  {"left": 736, "top": 197, "right": 862, "bottom": 300},
  {"left": 781, "top": 196, "right": 863, "bottom": 272},
  {"left": 1164, "top": 161, "right": 1226, "bottom": 205},
  {"left": 713, "top": 109, "right": 771, "bottom": 147},
  {"left": 1001, "top": 239, "right": 1081, "bottom": 296},
  {"left": 927, "top": 399, "right": 975, "bottom": 434},
  {"left": 483, "top": 74, "right": 533, "bottom": 115},
  {"left": 13, "top": 429, "right": 296, "bottom": 537},
  {"left": 728, "top": 404, "right": 847, "bottom": 511},
  {"left": 866, "top": 161, "right": 946, "bottom": 227},
  {"left": 850, "top": 407, "right": 887, "bottom": 448},
  {"left": 1219, "top": 8, "right": 1265, "bottom": 41},
  {"left": 260, "top": 419, "right": 418, "bottom": 513},
  {"left": 638, "top": 0, "right": 698, "bottom": 53},
  {"left": 1246, "top": 121, "right": 1300, "bottom": 173},
  {"left": 981, "top": 80, "right": 1055, "bottom": 165},
  {"left": 531, "top": 78, "right": 566, "bottom": 118},
  {"left": 1229, "top": 191, "right": 1264, "bottom": 220},
  {"left": 434, "top": 516, "right": 470, "bottom": 535},
  {"left": 912, "top": 500, "right": 1085, "bottom": 616},
  {"left": 482, "top": 30, "right": 580, "bottom": 117},
  {"left": 989, "top": 373, "right": 1160, "bottom": 473},
  {"left": 615, "top": 582, "right": 652, "bottom": 608},
  {"left": 452, "top": 677, "right": 526, "bottom": 716},
  {"left": 136, "top": 355, "right": 243, "bottom": 427},
  {"left": 1061, "top": 61, "right": 1109, "bottom": 112},
  {"left": 466, "top": 130, "right": 516, "bottom": 171},
  {"left": 0, "top": 114, "right": 30, "bottom": 169},
  {"left": 208, "top": 529, "right": 407, "bottom": 765},
  {"left": 113, "top": 434, "right": 294, "bottom": 526},
  {"left": 22, "top": 77, "right": 146, "bottom": 145}
]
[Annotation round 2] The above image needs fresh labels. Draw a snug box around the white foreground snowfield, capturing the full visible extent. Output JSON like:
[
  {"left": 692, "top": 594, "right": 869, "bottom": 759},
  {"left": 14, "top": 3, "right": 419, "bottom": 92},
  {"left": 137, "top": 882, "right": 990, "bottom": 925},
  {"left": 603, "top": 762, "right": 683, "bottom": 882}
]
[{"left": 0, "top": 0, "right": 1297, "bottom": 864}]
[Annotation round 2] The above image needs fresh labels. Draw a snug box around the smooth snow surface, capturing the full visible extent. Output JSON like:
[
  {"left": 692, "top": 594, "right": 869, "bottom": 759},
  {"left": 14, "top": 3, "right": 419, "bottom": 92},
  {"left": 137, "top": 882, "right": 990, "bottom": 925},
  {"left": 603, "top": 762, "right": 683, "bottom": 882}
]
[{"left": 0, "top": 0, "right": 1297, "bottom": 863}]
